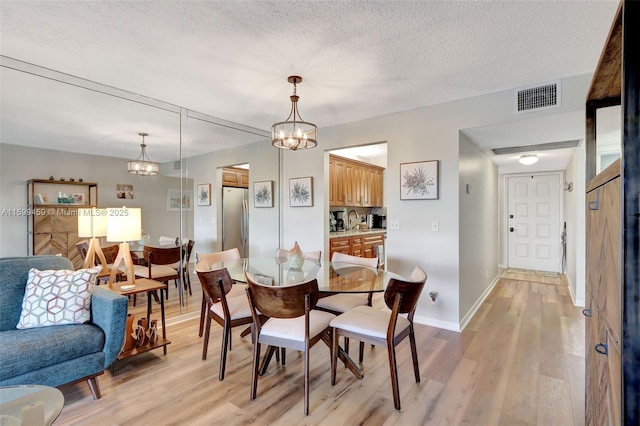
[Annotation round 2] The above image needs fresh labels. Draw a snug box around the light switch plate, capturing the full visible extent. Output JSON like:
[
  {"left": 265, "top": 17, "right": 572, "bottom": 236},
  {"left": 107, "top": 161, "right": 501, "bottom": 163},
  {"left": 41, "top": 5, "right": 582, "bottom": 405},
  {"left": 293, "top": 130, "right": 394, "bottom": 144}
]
[
  {"left": 388, "top": 219, "right": 400, "bottom": 230},
  {"left": 432, "top": 220, "right": 439, "bottom": 232}
]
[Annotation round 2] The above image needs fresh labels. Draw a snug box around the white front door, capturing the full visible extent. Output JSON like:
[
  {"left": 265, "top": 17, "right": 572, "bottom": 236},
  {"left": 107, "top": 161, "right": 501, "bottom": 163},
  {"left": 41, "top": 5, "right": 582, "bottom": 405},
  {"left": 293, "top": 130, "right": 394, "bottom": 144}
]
[{"left": 507, "top": 173, "right": 561, "bottom": 272}]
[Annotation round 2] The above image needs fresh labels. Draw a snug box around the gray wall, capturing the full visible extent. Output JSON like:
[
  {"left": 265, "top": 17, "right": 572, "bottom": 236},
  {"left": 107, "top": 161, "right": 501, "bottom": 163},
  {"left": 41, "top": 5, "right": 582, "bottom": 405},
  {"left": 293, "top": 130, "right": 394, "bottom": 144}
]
[{"left": 459, "top": 132, "right": 499, "bottom": 325}]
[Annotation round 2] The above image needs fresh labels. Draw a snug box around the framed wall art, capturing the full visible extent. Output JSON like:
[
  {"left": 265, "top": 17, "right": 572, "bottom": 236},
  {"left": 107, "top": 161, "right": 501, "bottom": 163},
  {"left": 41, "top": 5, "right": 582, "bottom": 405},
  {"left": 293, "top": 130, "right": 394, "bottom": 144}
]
[
  {"left": 167, "top": 189, "right": 193, "bottom": 211},
  {"left": 400, "top": 160, "right": 439, "bottom": 200},
  {"left": 254, "top": 180, "right": 273, "bottom": 208},
  {"left": 289, "top": 177, "right": 313, "bottom": 207},
  {"left": 197, "top": 183, "right": 211, "bottom": 206},
  {"left": 117, "top": 183, "right": 134, "bottom": 199}
]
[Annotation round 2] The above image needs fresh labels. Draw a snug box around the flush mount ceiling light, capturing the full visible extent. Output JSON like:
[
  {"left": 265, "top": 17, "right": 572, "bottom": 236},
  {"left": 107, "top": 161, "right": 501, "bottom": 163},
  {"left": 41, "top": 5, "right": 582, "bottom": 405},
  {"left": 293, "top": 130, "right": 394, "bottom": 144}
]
[
  {"left": 519, "top": 154, "right": 539, "bottom": 165},
  {"left": 128, "top": 132, "right": 159, "bottom": 175},
  {"left": 271, "top": 76, "right": 317, "bottom": 151}
]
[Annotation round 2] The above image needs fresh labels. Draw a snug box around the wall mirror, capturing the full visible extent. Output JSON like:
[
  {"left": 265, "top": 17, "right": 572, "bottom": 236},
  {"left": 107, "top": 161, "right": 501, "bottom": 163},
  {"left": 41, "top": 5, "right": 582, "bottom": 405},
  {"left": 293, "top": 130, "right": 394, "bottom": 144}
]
[{"left": 0, "top": 56, "right": 279, "bottom": 318}]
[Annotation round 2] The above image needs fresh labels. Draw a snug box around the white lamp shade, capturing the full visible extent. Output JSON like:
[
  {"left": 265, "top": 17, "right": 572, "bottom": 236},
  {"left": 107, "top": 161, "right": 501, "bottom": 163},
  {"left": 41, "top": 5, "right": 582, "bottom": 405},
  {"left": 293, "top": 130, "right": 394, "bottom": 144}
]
[
  {"left": 106, "top": 207, "right": 142, "bottom": 242},
  {"left": 77, "top": 208, "right": 108, "bottom": 238}
]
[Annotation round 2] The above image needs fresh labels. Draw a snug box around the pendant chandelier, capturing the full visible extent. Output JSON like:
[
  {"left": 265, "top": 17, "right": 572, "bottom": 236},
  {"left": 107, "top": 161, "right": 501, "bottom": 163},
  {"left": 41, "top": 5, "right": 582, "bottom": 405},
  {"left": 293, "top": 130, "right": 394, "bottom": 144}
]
[
  {"left": 271, "top": 76, "right": 317, "bottom": 151},
  {"left": 128, "top": 132, "right": 159, "bottom": 175}
]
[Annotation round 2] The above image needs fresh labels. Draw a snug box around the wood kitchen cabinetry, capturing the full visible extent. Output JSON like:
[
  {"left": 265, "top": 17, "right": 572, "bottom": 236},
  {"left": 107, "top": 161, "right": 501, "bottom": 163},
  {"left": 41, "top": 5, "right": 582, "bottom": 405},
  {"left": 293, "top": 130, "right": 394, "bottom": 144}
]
[
  {"left": 329, "top": 155, "right": 384, "bottom": 207},
  {"left": 27, "top": 179, "right": 98, "bottom": 269},
  {"left": 222, "top": 167, "right": 248, "bottom": 188},
  {"left": 329, "top": 232, "right": 385, "bottom": 266}
]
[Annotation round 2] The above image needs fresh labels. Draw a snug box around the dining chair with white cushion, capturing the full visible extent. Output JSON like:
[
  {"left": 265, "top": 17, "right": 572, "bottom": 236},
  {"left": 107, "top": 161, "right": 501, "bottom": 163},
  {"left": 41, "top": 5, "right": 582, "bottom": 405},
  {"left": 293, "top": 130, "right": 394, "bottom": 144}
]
[
  {"left": 245, "top": 273, "right": 335, "bottom": 416},
  {"left": 315, "top": 252, "right": 378, "bottom": 361},
  {"left": 330, "top": 266, "right": 427, "bottom": 410},
  {"left": 195, "top": 265, "right": 256, "bottom": 381},
  {"left": 195, "top": 248, "right": 242, "bottom": 337}
]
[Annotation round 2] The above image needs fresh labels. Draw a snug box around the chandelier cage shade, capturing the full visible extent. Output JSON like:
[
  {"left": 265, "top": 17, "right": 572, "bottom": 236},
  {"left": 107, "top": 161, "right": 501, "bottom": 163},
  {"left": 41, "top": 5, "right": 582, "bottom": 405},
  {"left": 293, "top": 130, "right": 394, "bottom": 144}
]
[
  {"left": 128, "top": 132, "right": 159, "bottom": 175},
  {"left": 519, "top": 154, "right": 539, "bottom": 165},
  {"left": 271, "top": 76, "right": 318, "bottom": 151}
]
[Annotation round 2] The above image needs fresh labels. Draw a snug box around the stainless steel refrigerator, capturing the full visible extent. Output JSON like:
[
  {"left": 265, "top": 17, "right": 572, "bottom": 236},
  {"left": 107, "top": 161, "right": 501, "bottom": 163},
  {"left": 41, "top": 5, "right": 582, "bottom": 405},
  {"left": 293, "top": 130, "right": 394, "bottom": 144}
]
[{"left": 222, "top": 187, "right": 248, "bottom": 257}]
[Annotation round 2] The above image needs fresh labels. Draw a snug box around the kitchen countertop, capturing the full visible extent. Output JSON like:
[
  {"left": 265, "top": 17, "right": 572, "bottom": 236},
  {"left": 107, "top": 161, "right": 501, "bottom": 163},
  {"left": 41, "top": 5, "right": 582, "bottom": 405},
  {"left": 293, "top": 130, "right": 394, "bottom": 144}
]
[{"left": 329, "top": 229, "right": 387, "bottom": 238}]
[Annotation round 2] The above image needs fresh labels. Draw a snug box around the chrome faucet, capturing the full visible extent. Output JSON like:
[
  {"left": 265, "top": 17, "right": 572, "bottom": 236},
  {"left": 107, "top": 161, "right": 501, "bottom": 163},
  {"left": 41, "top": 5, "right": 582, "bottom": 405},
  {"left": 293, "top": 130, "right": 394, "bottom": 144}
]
[{"left": 348, "top": 209, "right": 359, "bottom": 230}]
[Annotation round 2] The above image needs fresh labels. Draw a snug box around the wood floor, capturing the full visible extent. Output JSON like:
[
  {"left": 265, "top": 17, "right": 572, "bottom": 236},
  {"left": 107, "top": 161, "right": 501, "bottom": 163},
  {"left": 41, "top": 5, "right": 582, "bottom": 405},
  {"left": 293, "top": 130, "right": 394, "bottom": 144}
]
[{"left": 55, "top": 272, "right": 585, "bottom": 425}]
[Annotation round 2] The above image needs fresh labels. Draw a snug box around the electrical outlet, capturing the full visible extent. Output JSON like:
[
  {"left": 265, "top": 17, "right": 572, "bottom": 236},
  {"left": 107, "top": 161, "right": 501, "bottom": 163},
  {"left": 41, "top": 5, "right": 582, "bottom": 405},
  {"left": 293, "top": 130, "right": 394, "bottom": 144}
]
[
  {"left": 432, "top": 220, "right": 439, "bottom": 232},
  {"left": 388, "top": 219, "right": 400, "bottom": 231}
]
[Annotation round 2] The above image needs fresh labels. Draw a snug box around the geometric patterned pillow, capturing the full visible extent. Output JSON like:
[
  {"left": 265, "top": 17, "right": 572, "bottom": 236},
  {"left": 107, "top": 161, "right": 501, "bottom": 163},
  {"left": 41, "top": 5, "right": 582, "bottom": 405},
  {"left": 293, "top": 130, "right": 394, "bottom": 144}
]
[{"left": 16, "top": 266, "right": 101, "bottom": 329}]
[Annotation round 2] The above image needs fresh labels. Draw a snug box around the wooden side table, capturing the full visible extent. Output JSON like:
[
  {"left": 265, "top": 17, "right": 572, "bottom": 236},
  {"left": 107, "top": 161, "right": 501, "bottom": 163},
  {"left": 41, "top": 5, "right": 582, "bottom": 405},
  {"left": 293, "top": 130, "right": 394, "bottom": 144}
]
[{"left": 109, "top": 279, "right": 171, "bottom": 364}]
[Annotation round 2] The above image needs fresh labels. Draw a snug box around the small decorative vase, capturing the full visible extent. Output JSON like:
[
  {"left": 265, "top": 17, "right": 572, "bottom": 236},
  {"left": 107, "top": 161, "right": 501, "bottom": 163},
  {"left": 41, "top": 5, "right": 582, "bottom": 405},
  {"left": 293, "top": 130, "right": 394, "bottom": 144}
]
[
  {"left": 287, "top": 268, "right": 305, "bottom": 283},
  {"left": 287, "top": 241, "right": 305, "bottom": 269}
]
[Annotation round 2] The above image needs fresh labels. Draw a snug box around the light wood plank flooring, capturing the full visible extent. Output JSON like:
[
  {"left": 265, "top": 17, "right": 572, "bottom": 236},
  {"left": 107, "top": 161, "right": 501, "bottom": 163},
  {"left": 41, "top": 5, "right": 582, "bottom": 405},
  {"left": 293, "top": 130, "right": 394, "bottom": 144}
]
[{"left": 55, "top": 272, "right": 585, "bottom": 425}]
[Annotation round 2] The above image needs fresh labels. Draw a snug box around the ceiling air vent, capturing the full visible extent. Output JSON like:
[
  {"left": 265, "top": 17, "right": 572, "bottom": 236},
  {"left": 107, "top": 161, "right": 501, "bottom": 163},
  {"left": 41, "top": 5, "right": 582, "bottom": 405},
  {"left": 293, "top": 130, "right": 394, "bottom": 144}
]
[{"left": 515, "top": 81, "right": 560, "bottom": 114}]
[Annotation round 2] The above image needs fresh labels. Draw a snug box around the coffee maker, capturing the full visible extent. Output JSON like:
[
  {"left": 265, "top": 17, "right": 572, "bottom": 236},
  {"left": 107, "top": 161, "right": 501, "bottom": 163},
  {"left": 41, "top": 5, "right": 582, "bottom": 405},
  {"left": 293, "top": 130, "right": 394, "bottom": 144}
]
[{"left": 335, "top": 211, "right": 345, "bottom": 231}]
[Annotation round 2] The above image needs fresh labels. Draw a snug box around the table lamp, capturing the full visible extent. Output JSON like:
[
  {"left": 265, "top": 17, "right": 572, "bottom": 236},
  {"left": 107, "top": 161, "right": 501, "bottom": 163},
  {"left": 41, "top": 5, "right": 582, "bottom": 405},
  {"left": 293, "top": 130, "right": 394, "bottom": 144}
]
[
  {"left": 77, "top": 208, "right": 108, "bottom": 270},
  {"left": 106, "top": 207, "right": 141, "bottom": 286}
]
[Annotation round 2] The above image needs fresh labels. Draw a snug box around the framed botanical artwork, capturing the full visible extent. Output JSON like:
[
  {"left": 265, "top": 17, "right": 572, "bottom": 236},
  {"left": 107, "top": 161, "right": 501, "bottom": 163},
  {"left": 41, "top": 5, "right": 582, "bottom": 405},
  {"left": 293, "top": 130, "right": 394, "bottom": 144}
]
[
  {"left": 254, "top": 180, "right": 273, "bottom": 208},
  {"left": 289, "top": 177, "right": 313, "bottom": 207},
  {"left": 197, "top": 183, "right": 211, "bottom": 206},
  {"left": 167, "top": 189, "right": 193, "bottom": 211},
  {"left": 400, "top": 160, "right": 439, "bottom": 200}
]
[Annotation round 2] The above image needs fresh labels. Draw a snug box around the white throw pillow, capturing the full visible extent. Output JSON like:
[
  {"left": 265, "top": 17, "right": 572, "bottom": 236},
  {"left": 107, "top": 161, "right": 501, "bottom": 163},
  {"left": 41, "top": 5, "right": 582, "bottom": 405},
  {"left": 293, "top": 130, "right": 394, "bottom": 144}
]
[{"left": 17, "top": 266, "right": 101, "bottom": 329}]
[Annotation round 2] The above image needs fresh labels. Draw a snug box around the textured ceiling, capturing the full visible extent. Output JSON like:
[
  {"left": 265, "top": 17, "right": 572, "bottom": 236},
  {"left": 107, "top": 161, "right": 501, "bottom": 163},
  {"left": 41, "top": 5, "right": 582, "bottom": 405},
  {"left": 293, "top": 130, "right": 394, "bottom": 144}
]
[{"left": 0, "top": 1, "right": 620, "bottom": 165}]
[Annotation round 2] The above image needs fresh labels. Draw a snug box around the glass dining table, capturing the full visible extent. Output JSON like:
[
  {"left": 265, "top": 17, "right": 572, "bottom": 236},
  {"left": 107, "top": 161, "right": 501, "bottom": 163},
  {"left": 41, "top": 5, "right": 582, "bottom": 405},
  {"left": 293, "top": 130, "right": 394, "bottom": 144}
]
[
  {"left": 200, "top": 257, "right": 405, "bottom": 379},
  {"left": 204, "top": 257, "right": 403, "bottom": 294}
]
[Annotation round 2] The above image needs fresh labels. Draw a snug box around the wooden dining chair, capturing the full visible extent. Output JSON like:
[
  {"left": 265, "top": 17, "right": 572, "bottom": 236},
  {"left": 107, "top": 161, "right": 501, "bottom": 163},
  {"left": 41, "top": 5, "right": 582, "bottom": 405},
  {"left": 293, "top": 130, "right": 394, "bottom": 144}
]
[
  {"left": 196, "top": 248, "right": 242, "bottom": 337},
  {"left": 330, "top": 266, "right": 427, "bottom": 410},
  {"left": 169, "top": 239, "right": 195, "bottom": 295},
  {"left": 315, "top": 252, "right": 378, "bottom": 361},
  {"left": 132, "top": 245, "right": 181, "bottom": 300},
  {"left": 245, "top": 273, "right": 335, "bottom": 416},
  {"left": 195, "top": 265, "right": 256, "bottom": 381}
]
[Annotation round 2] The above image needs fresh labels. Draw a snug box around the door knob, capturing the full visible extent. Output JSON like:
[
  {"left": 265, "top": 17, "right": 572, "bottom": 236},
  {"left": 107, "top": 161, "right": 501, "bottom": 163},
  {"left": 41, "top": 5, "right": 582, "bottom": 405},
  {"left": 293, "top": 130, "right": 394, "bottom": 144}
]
[{"left": 509, "top": 227, "right": 514, "bottom": 232}]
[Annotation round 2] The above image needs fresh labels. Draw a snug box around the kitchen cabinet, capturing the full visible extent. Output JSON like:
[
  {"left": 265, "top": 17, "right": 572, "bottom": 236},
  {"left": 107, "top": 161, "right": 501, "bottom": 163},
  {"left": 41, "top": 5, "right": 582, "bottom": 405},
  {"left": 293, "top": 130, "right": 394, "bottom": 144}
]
[
  {"left": 363, "top": 233, "right": 384, "bottom": 259},
  {"left": 350, "top": 235, "right": 363, "bottom": 257},
  {"left": 329, "top": 232, "right": 385, "bottom": 264},
  {"left": 27, "top": 179, "right": 98, "bottom": 269},
  {"left": 222, "top": 167, "right": 248, "bottom": 188},
  {"left": 329, "top": 155, "right": 384, "bottom": 207},
  {"left": 329, "top": 236, "right": 351, "bottom": 258}
]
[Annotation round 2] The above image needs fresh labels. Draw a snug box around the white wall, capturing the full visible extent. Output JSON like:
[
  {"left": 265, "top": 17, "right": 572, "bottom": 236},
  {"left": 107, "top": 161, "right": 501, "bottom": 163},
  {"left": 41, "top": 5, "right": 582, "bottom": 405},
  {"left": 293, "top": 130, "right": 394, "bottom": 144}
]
[
  {"left": 188, "top": 139, "right": 280, "bottom": 259},
  {"left": 0, "top": 144, "right": 192, "bottom": 257},
  {"left": 563, "top": 142, "right": 586, "bottom": 306},
  {"left": 459, "top": 132, "right": 499, "bottom": 325},
  {"left": 274, "top": 73, "right": 591, "bottom": 331}
]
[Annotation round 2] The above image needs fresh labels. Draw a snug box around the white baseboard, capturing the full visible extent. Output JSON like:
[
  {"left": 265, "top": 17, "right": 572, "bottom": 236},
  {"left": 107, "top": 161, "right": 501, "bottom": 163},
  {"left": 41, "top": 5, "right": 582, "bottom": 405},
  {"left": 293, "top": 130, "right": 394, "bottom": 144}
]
[
  {"left": 565, "top": 275, "right": 585, "bottom": 307},
  {"left": 413, "top": 314, "right": 461, "bottom": 332},
  {"left": 458, "top": 273, "right": 501, "bottom": 332}
]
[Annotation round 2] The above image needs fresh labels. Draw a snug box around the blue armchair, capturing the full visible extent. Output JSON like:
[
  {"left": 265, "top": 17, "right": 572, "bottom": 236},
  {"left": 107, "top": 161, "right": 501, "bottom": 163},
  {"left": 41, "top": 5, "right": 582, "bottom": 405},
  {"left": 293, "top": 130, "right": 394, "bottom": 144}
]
[{"left": 0, "top": 256, "right": 128, "bottom": 399}]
